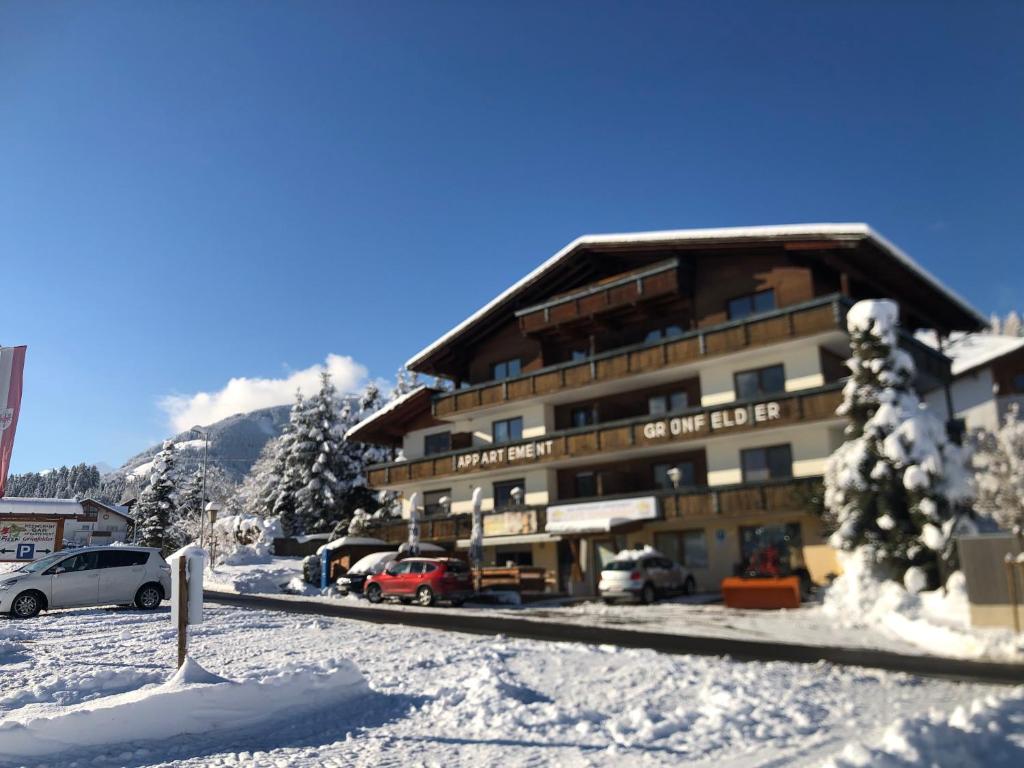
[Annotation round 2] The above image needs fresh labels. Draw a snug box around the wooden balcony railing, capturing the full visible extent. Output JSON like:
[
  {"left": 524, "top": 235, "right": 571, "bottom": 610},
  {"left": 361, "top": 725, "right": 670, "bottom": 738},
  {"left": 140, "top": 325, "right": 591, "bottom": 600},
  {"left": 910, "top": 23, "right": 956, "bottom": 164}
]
[
  {"left": 434, "top": 294, "right": 846, "bottom": 419},
  {"left": 366, "top": 478, "right": 823, "bottom": 544},
  {"left": 368, "top": 384, "right": 844, "bottom": 487},
  {"left": 369, "top": 506, "right": 548, "bottom": 543}
]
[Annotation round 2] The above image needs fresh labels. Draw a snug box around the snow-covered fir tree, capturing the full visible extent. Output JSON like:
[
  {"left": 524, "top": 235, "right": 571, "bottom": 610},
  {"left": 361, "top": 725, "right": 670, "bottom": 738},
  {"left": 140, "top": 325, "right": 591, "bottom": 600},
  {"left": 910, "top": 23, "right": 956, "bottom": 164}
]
[
  {"left": 972, "top": 404, "right": 1024, "bottom": 532},
  {"left": 824, "top": 299, "right": 975, "bottom": 590},
  {"left": 390, "top": 366, "right": 421, "bottom": 400},
  {"left": 270, "top": 394, "right": 304, "bottom": 536},
  {"left": 134, "top": 441, "right": 178, "bottom": 552},
  {"left": 224, "top": 435, "right": 281, "bottom": 517},
  {"left": 286, "top": 371, "right": 346, "bottom": 534}
]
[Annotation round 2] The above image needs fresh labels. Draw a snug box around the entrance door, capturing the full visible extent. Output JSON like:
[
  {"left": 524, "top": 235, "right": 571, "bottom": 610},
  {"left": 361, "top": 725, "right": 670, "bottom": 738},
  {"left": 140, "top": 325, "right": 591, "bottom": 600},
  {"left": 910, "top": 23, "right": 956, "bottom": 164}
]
[{"left": 48, "top": 550, "right": 101, "bottom": 607}]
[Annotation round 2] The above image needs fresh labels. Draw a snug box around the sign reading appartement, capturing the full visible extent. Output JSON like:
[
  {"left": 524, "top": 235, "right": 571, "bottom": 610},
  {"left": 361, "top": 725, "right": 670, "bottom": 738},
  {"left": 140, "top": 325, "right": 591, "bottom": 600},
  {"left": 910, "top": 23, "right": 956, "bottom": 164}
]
[{"left": 453, "top": 439, "right": 556, "bottom": 471}]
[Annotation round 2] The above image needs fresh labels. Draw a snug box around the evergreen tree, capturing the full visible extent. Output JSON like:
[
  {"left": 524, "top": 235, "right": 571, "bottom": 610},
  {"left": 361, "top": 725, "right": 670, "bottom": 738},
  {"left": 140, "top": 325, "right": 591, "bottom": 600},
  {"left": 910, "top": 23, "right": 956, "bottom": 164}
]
[
  {"left": 134, "top": 441, "right": 178, "bottom": 552},
  {"left": 824, "top": 300, "right": 975, "bottom": 590},
  {"left": 287, "top": 371, "right": 345, "bottom": 533},
  {"left": 973, "top": 404, "right": 1024, "bottom": 532},
  {"left": 270, "top": 394, "right": 305, "bottom": 536}
]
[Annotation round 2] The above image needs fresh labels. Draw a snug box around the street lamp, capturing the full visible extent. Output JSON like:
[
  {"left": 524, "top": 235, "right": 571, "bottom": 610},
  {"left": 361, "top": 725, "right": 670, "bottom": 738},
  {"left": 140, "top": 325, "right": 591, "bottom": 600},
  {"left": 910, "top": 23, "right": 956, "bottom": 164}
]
[
  {"left": 510, "top": 486, "right": 524, "bottom": 508},
  {"left": 205, "top": 501, "right": 221, "bottom": 566},
  {"left": 190, "top": 426, "right": 210, "bottom": 548},
  {"left": 666, "top": 466, "right": 683, "bottom": 491},
  {"left": 438, "top": 496, "right": 451, "bottom": 516}
]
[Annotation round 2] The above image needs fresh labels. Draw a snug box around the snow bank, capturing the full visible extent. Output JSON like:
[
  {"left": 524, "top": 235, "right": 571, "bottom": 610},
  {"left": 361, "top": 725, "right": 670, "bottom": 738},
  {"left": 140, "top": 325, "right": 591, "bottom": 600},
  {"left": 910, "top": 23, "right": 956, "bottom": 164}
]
[
  {"left": 824, "top": 549, "right": 1023, "bottom": 661},
  {"left": 0, "top": 657, "right": 367, "bottom": 759},
  {"left": 822, "top": 687, "right": 1024, "bottom": 767},
  {"left": 613, "top": 544, "right": 664, "bottom": 561}
]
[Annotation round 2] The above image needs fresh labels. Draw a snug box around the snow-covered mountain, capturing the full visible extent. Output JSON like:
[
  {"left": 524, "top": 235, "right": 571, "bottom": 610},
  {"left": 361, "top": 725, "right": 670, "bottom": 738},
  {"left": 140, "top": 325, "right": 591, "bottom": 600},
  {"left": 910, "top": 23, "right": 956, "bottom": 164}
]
[{"left": 110, "top": 405, "right": 293, "bottom": 483}]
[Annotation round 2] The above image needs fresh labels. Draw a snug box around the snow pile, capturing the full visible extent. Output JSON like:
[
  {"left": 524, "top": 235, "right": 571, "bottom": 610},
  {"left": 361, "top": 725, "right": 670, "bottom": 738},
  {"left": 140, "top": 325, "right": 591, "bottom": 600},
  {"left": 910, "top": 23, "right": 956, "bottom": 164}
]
[
  {"left": 206, "top": 556, "right": 307, "bottom": 595},
  {"left": 823, "top": 549, "right": 1023, "bottom": 660},
  {"left": 613, "top": 544, "right": 664, "bottom": 561},
  {"left": 0, "top": 627, "right": 28, "bottom": 665},
  {"left": 0, "top": 656, "right": 367, "bottom": 759},
  {"left": 210, "top": 514, "right": 281, "bottom": 566},
  {"left": 822, "top": 687, "right": 1024, "bottom": 767},
  {"left": 344, "top": 550, "right": 397, "bottom": 575}
]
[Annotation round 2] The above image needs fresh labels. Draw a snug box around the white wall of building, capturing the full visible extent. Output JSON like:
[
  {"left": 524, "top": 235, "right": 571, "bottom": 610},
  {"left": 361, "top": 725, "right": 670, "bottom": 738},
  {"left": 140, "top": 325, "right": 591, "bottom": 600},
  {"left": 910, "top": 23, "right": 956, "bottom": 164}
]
[
  {"left": 705, "top": 424, "right": 842, "bottom": 486},
  {"left": 700, "top": 344, "right": 825, "bottom": 407}
]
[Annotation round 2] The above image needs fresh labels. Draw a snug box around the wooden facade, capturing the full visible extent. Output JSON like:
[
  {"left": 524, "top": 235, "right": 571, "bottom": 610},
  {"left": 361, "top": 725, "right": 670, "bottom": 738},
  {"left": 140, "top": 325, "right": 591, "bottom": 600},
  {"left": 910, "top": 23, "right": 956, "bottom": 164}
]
[{"left": 368, "top": 385, "right": 844, "bottom": 487}]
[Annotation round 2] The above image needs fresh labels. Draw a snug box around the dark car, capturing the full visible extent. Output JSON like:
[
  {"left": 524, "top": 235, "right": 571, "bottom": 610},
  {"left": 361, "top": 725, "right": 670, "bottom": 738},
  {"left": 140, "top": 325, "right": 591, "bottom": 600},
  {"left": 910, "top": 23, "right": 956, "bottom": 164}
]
[
  {"left": 336, "top": 551, "right": 398, "bottom": 596},
  {"left": 364, "top": 557, "right": 473, "bottom": 607}
]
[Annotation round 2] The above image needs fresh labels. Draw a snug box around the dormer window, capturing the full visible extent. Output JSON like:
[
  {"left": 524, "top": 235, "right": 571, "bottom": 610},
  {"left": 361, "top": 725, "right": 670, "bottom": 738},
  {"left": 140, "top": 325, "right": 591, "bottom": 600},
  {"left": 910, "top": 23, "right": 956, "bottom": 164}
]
[
  {"left": 492, "top": 358, "right": 522, "bottom": 380},
  {"left": 728, "top": 289, "right": 776, "bottom": 320}
]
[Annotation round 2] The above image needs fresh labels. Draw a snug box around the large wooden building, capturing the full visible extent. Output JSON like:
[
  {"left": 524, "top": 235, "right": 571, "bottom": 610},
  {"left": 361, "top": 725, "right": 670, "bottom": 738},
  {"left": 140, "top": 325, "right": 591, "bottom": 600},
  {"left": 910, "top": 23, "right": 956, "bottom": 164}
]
[{"left": 349, "top": 224, "right": 984, "bottom": 594}]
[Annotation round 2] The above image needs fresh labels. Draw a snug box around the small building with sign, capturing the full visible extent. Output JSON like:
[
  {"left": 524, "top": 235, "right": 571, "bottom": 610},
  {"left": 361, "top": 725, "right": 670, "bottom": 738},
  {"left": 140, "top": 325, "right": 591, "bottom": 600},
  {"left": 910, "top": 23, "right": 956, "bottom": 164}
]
[
  {"left": 0, "top": 497, "right": 133, "bottom": 561},
  {"left": 349, "top": 224, "right": 984, "bottom": 594}
]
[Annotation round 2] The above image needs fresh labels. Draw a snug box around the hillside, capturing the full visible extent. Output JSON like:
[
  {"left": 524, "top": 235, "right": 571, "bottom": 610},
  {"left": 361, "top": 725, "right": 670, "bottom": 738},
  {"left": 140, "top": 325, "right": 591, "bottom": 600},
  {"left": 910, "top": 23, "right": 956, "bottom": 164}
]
[{"left": 109, "top": 404, "right": 293, "bottom": 483}]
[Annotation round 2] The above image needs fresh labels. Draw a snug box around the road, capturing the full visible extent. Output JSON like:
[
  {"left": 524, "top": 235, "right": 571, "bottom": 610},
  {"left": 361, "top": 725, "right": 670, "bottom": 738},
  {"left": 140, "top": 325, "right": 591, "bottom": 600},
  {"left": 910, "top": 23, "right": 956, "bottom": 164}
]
[{"left": 204, "top": 590, "right": 1024, "bottom": 686}]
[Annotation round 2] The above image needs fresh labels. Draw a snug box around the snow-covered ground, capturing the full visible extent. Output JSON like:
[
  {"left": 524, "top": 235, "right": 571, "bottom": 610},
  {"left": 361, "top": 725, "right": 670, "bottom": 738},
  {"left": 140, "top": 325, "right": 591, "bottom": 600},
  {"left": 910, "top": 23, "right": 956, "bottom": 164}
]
[
  {"left": 1, "top": 603, "right": 1021, "bottom": 767},
  {"left": 205, "top": 557, "right": 1024, "bottom": 662}
]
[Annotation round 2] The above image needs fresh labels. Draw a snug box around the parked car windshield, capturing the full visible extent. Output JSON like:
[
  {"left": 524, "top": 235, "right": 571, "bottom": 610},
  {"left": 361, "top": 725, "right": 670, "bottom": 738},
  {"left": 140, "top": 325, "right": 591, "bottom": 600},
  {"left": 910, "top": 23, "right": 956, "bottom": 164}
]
[
  {"left": 17, "top": 551, "right": 70, "bottom": 574},
  {"left": 603, "top": 560, "right": 637, "bottom": 571}
]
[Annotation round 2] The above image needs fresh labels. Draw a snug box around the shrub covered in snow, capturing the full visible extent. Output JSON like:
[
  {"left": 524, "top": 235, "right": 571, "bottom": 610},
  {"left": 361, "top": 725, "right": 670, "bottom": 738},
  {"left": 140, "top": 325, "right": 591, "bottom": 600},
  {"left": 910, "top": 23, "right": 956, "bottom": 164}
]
[
  {"left": 209, "top": 513, "right": 282, "bottom": 565},
  {"left": 972, "top": 403, "right": 1024, "bottom": 533},
  {"left": 824, "top": 300, "right": 976, "bottom": 587}
]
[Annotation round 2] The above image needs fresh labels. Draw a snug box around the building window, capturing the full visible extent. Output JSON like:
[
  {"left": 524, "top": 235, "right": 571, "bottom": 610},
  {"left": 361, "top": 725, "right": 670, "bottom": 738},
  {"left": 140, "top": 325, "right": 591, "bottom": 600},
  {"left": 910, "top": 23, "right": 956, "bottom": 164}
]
[
  {"left": 570, "top": 349, "right": 588, "bottom": 362},
  {"left": 574, "top": 471, "right": 597, "bottom": 497},
  {"left": 655, "top": 530, "right": 709, "bottom": 568},
  {"left": 652, "top": 461, "right": 696, "bottom": 490},
  {"left": 492, "top": 417, "right": 523, "bottom": 444},
  {"left": 740, "top": 444, "right": 793, "bottom": 482},
  {"left": 423, "top": 431, "right": 452, "bottom": 456},
  {"left": 727, "top": 289, "right": 776, "bottom": 320},
  {"left": 734, "top": 364, "right": 786, "bottom": 400},
  {"left": 1013, "top": 372, "right": 1024, "bottom": 392},
  {"left": 423, "top": 489, "right": 451, "bottom": 516},
  {"left": 570, "top": 406, "right": 595, "bottom": 428},
  {"left": 493, "top": 479, "right": 525, "bottom": 509},
  {"left": 644, "top": 324, "right": 684, "bottom": 344},
  {"left": 739, "top": 523, "right": 802, "bottom": 571},
  {"left": 491, "top": 358, "right": 522, "bottom": 380},
  {"left": 648, "top": 391, "right": 689, "bottom": 416}
]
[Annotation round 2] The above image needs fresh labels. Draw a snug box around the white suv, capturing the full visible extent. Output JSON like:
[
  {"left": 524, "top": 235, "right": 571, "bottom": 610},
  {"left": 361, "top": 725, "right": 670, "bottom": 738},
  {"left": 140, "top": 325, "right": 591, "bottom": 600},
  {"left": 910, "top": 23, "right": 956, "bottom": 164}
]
[{"left": 0, "top": 546, "right": 172, "bottom": 619}]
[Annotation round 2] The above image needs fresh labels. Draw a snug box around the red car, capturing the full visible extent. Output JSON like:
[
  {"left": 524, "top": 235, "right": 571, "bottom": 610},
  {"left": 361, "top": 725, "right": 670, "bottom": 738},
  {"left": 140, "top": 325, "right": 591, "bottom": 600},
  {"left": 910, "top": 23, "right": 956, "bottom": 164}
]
[{"left": 364, "top": 557, "right": 473, "bottom": 607}]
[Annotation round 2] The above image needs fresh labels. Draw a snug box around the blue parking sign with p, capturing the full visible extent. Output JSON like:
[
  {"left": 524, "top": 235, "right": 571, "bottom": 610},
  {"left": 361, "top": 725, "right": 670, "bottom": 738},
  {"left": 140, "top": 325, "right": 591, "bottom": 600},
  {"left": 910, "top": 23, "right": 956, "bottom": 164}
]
[{"left": 16, "top": 543, "right": 35, "bottom": 560}]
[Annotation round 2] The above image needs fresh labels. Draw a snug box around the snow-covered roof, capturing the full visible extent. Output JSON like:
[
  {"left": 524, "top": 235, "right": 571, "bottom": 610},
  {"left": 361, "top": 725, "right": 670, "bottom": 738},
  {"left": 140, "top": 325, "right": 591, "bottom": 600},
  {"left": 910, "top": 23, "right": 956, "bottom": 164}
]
[
  {"left": 0, "top": 498, "right": 84, "bottom": 516},
  {"left": 345, "top": 385, "right": 428, "bottom": 442},
  {"left": 940, "top": 333, "right": 1024, "bottom": 377},
  {"left": 406, "top": 223, "right": 985, "bottom": 371},
  {"left": 316, "top": 535, "right": 388, "bottom": 555}
]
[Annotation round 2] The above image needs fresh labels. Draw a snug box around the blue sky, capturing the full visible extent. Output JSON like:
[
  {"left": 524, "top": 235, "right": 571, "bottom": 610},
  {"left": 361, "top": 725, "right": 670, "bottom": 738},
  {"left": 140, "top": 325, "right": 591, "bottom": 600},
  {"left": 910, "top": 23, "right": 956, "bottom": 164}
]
[{"left": 1, "top": 1, "right": 1021, "bottom": 473}]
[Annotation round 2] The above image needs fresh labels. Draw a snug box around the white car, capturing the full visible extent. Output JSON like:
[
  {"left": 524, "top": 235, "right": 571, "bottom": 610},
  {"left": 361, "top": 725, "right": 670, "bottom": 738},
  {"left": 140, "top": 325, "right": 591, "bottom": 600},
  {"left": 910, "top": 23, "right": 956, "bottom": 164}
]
[
  {"left": 0, "top": 546, "right": 172, "bottom": 619},
  {"left": 598, "top": 551, "right": 696, "bottom": 604}
]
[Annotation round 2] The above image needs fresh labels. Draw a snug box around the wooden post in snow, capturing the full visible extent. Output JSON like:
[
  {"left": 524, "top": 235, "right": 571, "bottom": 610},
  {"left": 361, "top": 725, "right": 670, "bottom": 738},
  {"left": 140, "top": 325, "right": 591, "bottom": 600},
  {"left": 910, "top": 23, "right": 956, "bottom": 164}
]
[{"left": 176, "top": 556, "right": 188, "bottom": 668}]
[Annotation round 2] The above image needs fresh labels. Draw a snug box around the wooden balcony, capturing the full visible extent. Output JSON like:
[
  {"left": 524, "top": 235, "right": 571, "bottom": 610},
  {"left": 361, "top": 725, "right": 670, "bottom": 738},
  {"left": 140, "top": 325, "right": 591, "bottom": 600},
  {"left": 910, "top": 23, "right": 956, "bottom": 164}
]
[
  {"left": 369, "top": 507, "right": 548, "bottom": 543},
  {"left": 661, "top": 476, "right": 822, "bottom": 520},
  {"left": 516, "top": 258, "right": 681, "bottom": 335},
  {"left": 435, "top": 294, "right": 845, "bottom": 419},
  {"left": 367, "top": 384, "right": 844, "bottom": 487},
  {"left": 366, "top": 480, "right": 821, "bottom": 544}
]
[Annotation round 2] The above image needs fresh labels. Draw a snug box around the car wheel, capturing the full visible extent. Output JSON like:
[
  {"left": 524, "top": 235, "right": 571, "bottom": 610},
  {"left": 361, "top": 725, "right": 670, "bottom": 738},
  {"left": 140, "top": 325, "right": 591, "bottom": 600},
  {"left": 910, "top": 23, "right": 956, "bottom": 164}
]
[
  {"left": 416, "top": 586, "right": 434, "bottom": 607},
  {"left": 134, "top": 584, "right": 163, "bottom": 610},
  {"left": 641, "top": 583, "right": 656, "bottom": 605},
  {"left": 11, "top": 591, "right": 42, "bottom": 619},
  {"left": 366, "top": 584, "right": 383, "bottom": 604}
]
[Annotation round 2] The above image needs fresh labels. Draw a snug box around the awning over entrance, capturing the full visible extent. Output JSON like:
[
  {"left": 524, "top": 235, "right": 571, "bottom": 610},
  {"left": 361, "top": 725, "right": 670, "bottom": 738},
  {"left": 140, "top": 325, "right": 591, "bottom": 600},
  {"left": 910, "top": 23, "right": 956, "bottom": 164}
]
[
  {"left": 455, "top": 533, "right": 562, "bottom": 549},
  {"left": 545, "top": 496, "right": 658, "bottom": 535}
]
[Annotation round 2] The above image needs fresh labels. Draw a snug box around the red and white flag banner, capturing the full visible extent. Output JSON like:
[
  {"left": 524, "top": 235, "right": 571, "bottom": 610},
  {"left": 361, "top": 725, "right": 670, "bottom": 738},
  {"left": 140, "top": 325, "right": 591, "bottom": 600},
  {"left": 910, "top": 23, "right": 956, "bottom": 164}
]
[{"left": 0, "top": 346, "right": 27, "bottom": 498}]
